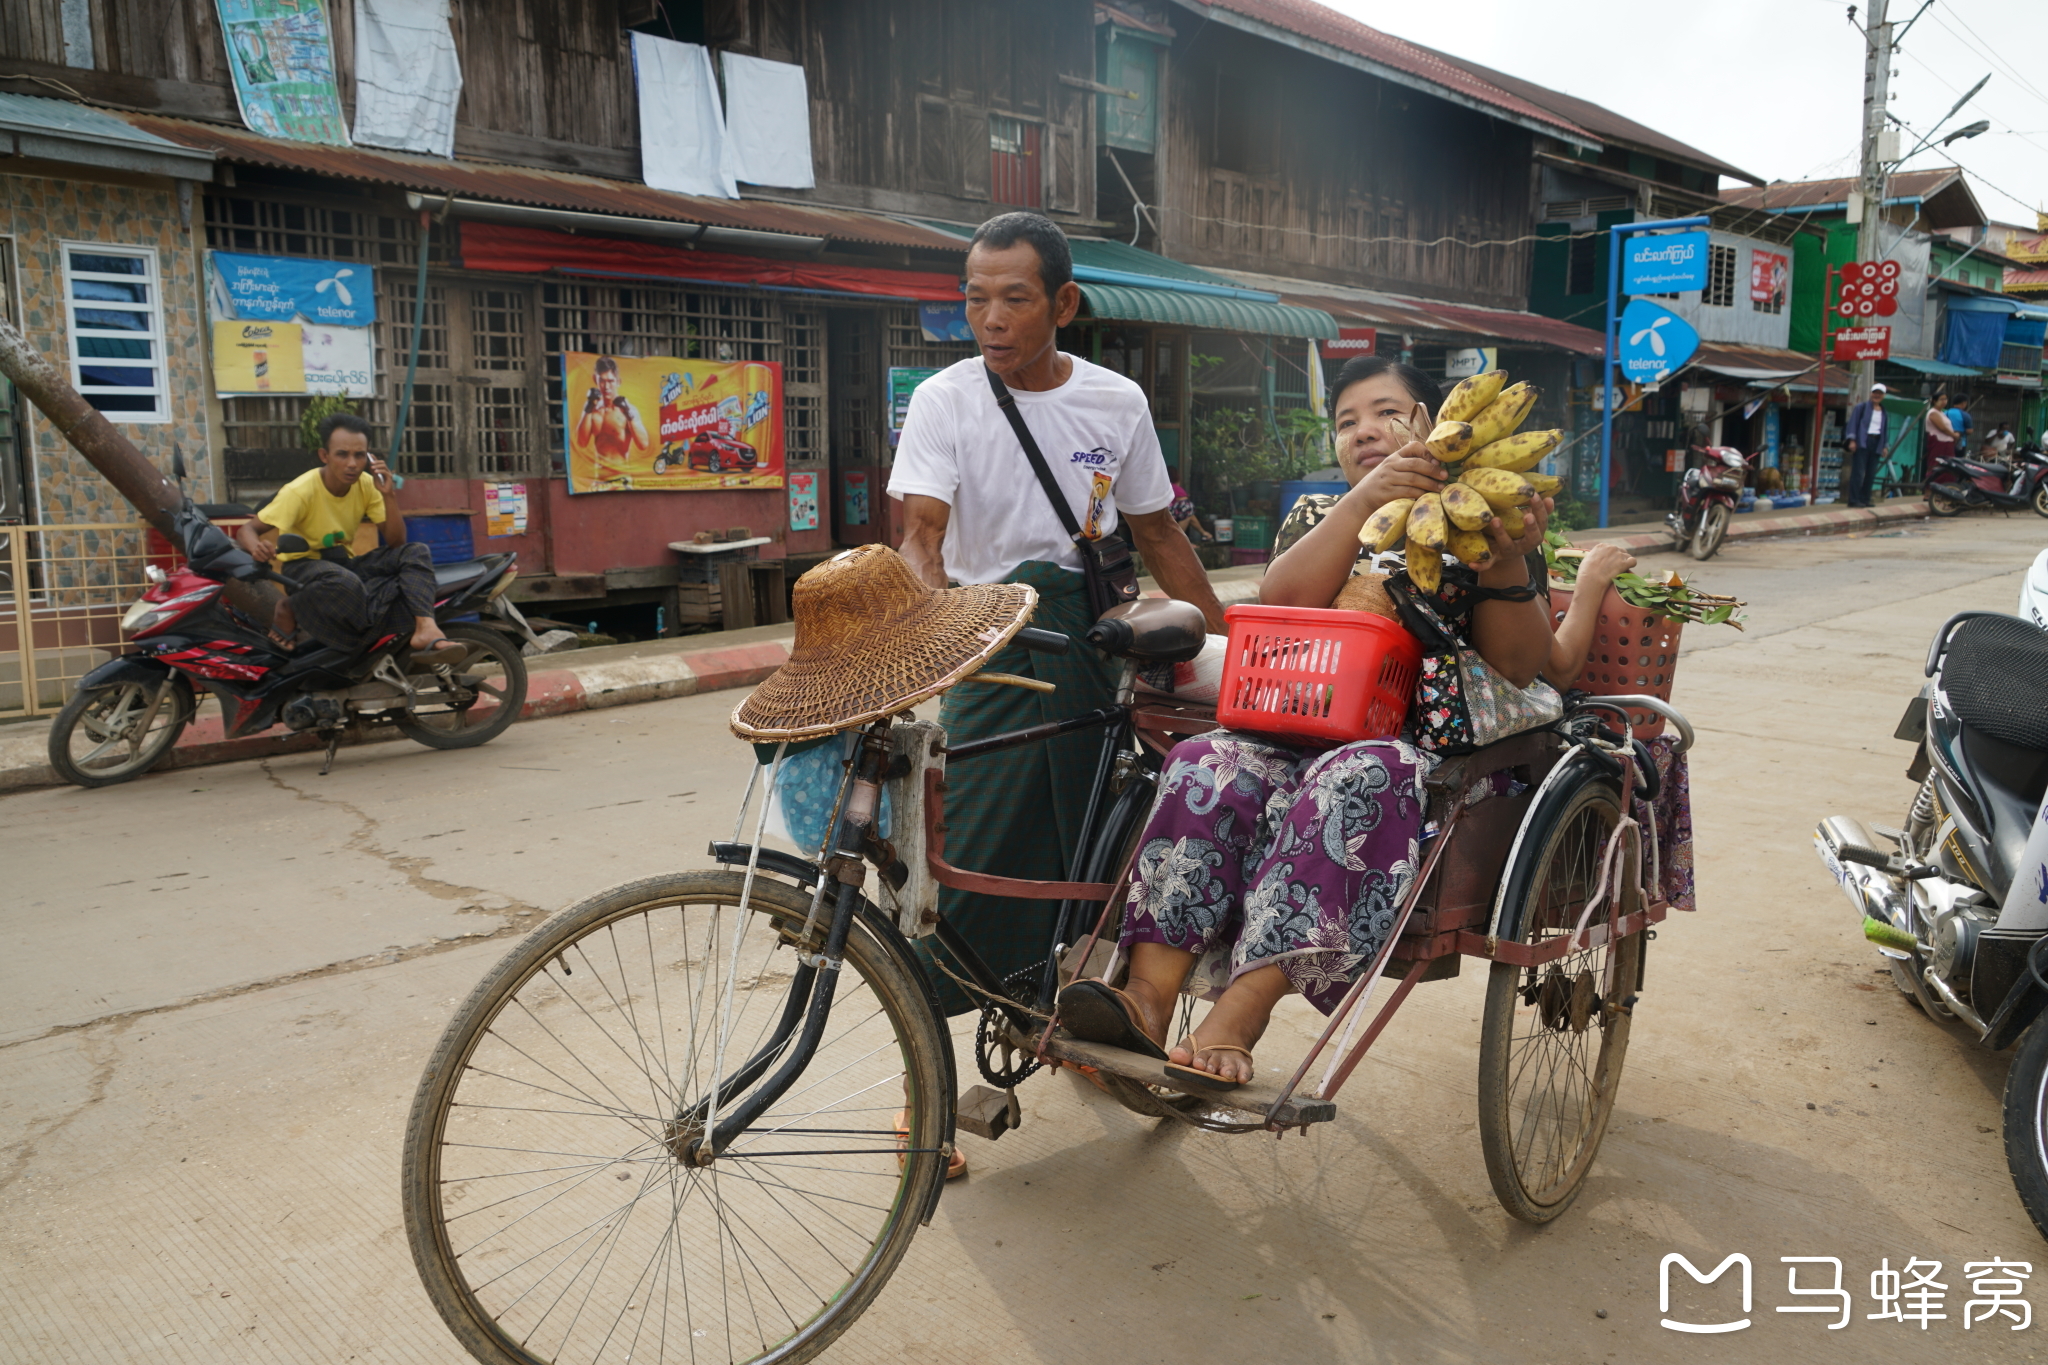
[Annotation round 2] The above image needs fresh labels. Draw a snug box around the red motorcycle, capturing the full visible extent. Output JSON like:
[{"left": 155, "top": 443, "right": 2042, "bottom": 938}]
[
  {"left": 49, "top": 504, "right": 533, "bottom": 788},
  {"left": 1665, "top": 445, "right": 1749, "bottom": 560},
  {"left": 1925, "top": 442, "right": 2048, "bottom": 520}
]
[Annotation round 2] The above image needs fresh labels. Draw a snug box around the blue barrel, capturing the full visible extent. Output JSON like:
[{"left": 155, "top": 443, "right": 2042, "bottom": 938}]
[{"left": 1277, "top": 480, "right": 1348, "bottom": 525}]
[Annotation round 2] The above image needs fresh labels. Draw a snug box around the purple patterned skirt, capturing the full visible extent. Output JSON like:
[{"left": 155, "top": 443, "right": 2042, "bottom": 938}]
[
  {"left": 1117, "top": 730, "right": 1698, "bottom": 1015},
  {"left": 1118, "top": 733, "right": 1431, "bottom": 1016}
]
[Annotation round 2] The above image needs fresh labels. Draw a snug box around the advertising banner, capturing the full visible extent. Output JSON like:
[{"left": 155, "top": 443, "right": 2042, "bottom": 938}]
[
  {"left": 1616, "top": 299, "right": 1699, "bottom": 384},
  {"left": 1750, "top": 250, "right": 1789, "bottom": 310},
  {"left": 211, "top": 320, "right": 305, "bottom": 393},
  {"left": 787, "top": 471, "right": 819, "bottom": 531},
  {"left": 214, "top": 0, "right": 352, "bottom": 146},
  {"left": 210, "top": 251, "right": 375, "bottom": 326},
  {"left": 562, "top": 352, "right": 783, "bottom": 493},
  {"left": 1622, "top": 232, "right": 1709, "bottom": 294},
  {"left": 888, "top": 367, "right": 941, "bottom": 433},
  {"left": 918, "top": 302, "right": 973, "bottom": 343}
]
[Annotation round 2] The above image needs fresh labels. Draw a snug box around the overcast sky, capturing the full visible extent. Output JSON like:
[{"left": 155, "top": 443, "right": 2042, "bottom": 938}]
[{"left": 1330, "top": 0, "right": 2044, "bottom": 228}]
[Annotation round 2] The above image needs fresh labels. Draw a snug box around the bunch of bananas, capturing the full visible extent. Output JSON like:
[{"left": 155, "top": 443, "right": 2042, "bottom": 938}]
[{"left": 1357, "top": 370, "right": 1562, "bottom": 593}]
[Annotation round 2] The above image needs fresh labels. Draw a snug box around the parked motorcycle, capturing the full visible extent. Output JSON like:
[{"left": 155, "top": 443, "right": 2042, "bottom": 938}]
[
  {"left": 1813, "top": 594, "right": 2048, "bottom": 1238},
  {"left": 1667, "top": 445, "right": 1748, "bottom": 561},
  {"left": 1924, "top": 442, "right": 2048, "bottom": 520},
  {"left": 49, "top": 500, "right": 534, "bottom": 788}
]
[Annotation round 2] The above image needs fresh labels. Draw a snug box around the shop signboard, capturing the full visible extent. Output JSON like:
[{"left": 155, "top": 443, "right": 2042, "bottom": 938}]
[
  {"left": 1444, "top": 347, "right": 1497, "bottom": 379},
  {"left": 1831, "top": 325, "right": 1891, "bottom": 361},
  {"left": 561, "top": 351, "right": 784, "bottom": 493},
  {"left": 1833, "top": 260, "right": 1901, "bottom": 319},
  {"left": 209, "top": 252, "right": 375, "bottom": 326},
  {"left": 1622, "top": 231, "right": 1709, "bottom": 294},
  {"left": 1323, "top": 327, "right": 1377, "bottom": 355},
  {"left": 917, "top": 302, "right": 973, "bottom": 343},
  {"left": 1750, "top": 250, "right": 1789, "bottom": 310},
  {"left": 1616, "top": 299, "right": 1699, "bottom": 383}
]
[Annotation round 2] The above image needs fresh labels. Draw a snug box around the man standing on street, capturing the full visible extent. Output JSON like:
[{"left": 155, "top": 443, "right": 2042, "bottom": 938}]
[
  {"left": 889, "top": 211, "right": 1225, "bottom": 1016},
  {"left": 1843, "top": 382, "right": 1889, "bottom": 508}
]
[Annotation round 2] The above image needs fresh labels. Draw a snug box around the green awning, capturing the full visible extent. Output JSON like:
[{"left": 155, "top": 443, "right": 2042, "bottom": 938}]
[
  {"left": 1886, "top": 356, "right": 1984, "bottom": 377},
  {"left": 1078, "top": 282, "right": 1337, "bottom": 338}
]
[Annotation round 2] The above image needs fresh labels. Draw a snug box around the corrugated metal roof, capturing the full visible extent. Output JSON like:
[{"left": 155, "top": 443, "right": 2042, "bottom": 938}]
[
  {"left": 1078, "top": 283, "right": 1336, "bottom": 337},
  {"left": 0, "top": 92, "right": 214, "bottom": 178},
  {"left": 1176, "top": 0, "right": 1595, "bottom": 146},
  {"left": 2005, "top": 267, "right": 2048, "bottom": 293},
  {"left": 1419, "top": 53, "right": 1759, "bottom": 184},
  {"left": 114, "top": 111, "right": 966, "bottom": 252},
  {"left": 1066, "top": 236, "right": 1243, "bottom": 287},
  {"left": 1207, "top": 267, "right": 1606, "bottom": 354},
  {"left": 1719, "top": 168, "right": 1986, "bottom": 230}
]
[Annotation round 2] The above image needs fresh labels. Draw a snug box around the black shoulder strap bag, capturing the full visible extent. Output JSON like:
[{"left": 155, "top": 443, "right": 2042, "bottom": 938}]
[{"left": 984, "top": 363, "right": 1141, "bottom": 619}]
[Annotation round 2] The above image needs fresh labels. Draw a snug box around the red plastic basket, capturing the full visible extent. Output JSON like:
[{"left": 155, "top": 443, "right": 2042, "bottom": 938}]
[
  {"left": 1548, "top": 586, "right": 1683, "bottom": 738},
  {"left": 1214, "top": 605, "right": 1423, "bottom": 743}
]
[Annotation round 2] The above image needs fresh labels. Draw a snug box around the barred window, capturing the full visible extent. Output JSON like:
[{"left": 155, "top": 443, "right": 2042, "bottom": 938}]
[
  {"left": 61, "top": 243, "right": 168, "bottom": 423},
  {"left": 1705, "top": 243, "right": 1737, "bottom": 308}
]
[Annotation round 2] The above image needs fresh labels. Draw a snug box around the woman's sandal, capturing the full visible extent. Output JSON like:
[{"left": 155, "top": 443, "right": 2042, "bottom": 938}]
[
  {"left": 1162, "top": 1032, "right": 1255, "bottom": 1092},
  {"left": 894, "top": 1109, "right": 967, "bottom": 1180},
  {"left": 1054, "top": 979, "right": 1169, "bottom": 1061}
]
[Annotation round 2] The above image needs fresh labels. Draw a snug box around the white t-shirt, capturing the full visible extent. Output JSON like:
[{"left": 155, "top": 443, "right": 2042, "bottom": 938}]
[{"left": 887, "top": 354, "right": 1172, "bottom": 585}]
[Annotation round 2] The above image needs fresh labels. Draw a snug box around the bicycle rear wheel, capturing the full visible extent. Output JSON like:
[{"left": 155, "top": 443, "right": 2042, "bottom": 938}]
[
  {"left": 1477, "top": 775, "right": 1640, "bottom": 1224},
  {"left": 403, "top": 870, "right": 951, "bottom": 1365}
]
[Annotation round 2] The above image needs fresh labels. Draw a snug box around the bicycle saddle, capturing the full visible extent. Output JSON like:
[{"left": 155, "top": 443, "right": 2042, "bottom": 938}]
[{"left": 1086, "top": 598, "right": 1208, "bottom": 662}]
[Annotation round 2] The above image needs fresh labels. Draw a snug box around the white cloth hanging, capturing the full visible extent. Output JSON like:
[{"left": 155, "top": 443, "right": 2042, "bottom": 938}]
[
  {"left": 632, "top": 33, "right": 737, "bottom": 199},
  {"left": 719, "top": 52, "right": 815, "bottom": 189},
  {"left": 351, "top": 0, "right": 462, "bottom": 158}
]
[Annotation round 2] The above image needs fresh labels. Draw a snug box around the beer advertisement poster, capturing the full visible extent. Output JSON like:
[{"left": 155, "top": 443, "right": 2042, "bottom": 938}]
[
  {"left": 562, "top": 351, "right": 784, "bottom": 494},
  {"left": 211, "top": 319, "right": 306, "bottom": 394}
]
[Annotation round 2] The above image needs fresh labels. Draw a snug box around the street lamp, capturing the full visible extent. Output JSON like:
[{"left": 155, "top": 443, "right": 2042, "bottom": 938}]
[{"left": 1941, "top": 119, "right": 1991, "bottom": 147}]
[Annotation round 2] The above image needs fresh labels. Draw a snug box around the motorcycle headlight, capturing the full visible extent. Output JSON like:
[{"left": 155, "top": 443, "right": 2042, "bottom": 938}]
[{"left": 121, "top": 600, "right": 166, "bottom": 633}]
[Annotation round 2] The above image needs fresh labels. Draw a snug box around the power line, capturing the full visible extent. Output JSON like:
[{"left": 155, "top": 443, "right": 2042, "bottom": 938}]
[{"left": 1927, "top": 5, "right": 2048, "bottom": 109}]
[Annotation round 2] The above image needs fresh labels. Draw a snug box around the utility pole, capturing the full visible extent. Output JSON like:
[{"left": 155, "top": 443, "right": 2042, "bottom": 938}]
[{"left": 1853, "top": 0, "right": 1893, "bottom": 398}]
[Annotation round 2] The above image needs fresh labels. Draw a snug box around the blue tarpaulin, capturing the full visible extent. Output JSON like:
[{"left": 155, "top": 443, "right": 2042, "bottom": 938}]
[
  {"left": 2006, "top": 317, "right": 2047, "bottom": 348},
  {"left": 1942, "top": 310, "right": 2007, "bottom": 369}
]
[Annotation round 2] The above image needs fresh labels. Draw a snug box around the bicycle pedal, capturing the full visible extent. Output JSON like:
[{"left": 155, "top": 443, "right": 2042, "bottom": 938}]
[{"left": 956, "top": 1084, "right": 1020, "bottom": 1140}]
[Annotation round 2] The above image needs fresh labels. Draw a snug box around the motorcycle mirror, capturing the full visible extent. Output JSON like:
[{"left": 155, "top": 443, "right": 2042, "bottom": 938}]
[
  {"left": 276, "top": 533, "right": 311, "bottom": 554},
  {"left": 171, "top": 444, "right": 188, "bottom": 486}
]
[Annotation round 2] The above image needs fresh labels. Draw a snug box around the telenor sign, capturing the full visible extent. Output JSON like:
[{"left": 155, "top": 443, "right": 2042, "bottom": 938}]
[{"left": 1622, "top": 231, "right": 1710, "bottom": 294}]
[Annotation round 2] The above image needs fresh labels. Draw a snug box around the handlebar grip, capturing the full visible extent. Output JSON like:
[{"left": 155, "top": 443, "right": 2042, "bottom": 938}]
[{"left": 1015, "top": 627, "right": 1071, "bottom": 655}]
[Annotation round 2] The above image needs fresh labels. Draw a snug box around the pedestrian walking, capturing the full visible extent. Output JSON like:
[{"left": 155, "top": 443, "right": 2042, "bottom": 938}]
[{"left": 1844, "top": 382, "right": 1889, "bottom": 508}]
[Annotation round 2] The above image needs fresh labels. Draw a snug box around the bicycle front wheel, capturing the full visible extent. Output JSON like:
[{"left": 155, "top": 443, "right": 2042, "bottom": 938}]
[
  {"left": 403, "top": 870, "right": 952, "bottom": 1365},
  {"left": 1477, "top": 775, "right": 1640, "bottom": 1224}
]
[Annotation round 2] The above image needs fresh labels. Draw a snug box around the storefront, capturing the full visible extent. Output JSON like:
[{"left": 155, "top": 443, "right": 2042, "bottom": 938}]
[{"left": 102, "top": 110, "right": 982, "bottom": 626}]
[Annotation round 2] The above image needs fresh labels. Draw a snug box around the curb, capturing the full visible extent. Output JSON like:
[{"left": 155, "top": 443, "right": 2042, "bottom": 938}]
[
  {"left": 1572, "top": 500, "right": 1927, "bottom": 554},
  {"left": 0, "top": 640, "right": 792, "bottom": 794}
]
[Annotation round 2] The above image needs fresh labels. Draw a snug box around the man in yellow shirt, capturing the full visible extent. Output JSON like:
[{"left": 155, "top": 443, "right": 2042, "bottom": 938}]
[{"left": 234, "top": 413, "right": 460, "bottom": 665}]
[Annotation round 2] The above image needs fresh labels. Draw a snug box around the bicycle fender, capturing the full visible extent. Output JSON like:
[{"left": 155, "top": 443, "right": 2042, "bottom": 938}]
[
  {"left": 78, "top": 654, "right": 174, "bottom": 690},
  {"left": 1487, "top": 746, "right": 1624, "bottom": 944}
]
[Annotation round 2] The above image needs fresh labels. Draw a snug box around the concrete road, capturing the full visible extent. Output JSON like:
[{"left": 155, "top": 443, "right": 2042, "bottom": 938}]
[{"left": 4, "top": 511, "right": 2047, "bottom": 1363}]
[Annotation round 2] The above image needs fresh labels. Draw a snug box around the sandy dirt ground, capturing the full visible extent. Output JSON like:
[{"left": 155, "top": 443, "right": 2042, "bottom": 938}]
[{"left": 4, "top": 513, "right": 2047, "bottom": 1363}]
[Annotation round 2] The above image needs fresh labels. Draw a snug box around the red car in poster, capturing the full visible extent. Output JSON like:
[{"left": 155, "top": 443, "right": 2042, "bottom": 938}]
[{"left": 682, "top": 430, "right": 759, "bottom": 473}]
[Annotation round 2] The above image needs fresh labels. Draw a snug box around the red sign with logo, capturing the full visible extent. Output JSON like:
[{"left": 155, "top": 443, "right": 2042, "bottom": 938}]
[
  {"left": 1832, "top": 325, "right": 1891, "bottom": 361},
  {"left": 1833, "top": 260, "right": 1902, "bottom": 320},
  {"left": 1323, "top": 327, "right": 1377, "bottom": 355}
]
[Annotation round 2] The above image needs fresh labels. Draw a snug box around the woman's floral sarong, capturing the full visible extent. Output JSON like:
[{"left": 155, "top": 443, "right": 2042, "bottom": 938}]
[{"left": 1118, "top": 733, "right": 1431, "bottom": 1015}]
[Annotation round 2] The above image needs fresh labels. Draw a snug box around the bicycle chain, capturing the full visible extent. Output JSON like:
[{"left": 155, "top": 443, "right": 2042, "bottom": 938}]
[{"left": 974, "top": 964, "right": 1048, "bottom": 1089}]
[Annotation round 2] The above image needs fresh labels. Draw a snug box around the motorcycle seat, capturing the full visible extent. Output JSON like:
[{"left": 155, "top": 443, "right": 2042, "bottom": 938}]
[
  {"left": 433, "top": 554, "right": 512, "bottom": 592},
  {"left": 1944, "top": 616, "right": 2048, "bottom": 753}
]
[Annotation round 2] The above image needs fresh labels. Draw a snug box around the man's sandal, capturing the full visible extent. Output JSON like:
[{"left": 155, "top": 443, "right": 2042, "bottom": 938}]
[
  {"left": 1163, "top": 1032, "right": 1254, "bottom": 1092},
  {"left": 1054, "top": 979, "right": 1169, "bottom": 1060},
  {"left": 894, "top": 1109, "right": 967, "bottom": 1180}
]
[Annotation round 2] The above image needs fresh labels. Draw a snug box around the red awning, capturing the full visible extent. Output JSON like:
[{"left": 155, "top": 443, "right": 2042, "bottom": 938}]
[{"left": 459, "top": 222, "right": 965, "bottom": 301}]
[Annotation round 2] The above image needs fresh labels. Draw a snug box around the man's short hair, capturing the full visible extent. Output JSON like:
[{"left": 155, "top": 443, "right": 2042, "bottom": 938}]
[
  {"left": 594, "top": 356, "right": 620, "bottom": 377},
  {"left": 968, "top": 211, "right": 1074, "bottom": 302},
  {"left": 317, "top": 411, "right": 372, "bottom": 449}
]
